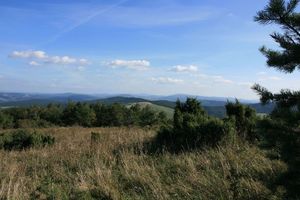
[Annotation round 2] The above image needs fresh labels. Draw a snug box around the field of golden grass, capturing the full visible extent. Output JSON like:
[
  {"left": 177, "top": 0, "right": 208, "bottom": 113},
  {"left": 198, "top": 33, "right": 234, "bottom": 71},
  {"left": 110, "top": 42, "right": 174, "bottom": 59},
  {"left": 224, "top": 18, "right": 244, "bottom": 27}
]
[{"left": 0, "top": 127, "right": 287, "bottom": 200}]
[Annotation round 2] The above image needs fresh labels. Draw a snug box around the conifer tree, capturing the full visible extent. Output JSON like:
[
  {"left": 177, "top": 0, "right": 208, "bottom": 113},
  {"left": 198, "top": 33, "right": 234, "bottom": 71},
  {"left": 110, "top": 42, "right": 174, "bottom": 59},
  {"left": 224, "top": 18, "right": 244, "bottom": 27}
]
[
  {"left": 253, "top": 1, "right": 300, "bottom": 197},
  {"left": 252, "top": 0, "right": 300, "bottom": 108}
]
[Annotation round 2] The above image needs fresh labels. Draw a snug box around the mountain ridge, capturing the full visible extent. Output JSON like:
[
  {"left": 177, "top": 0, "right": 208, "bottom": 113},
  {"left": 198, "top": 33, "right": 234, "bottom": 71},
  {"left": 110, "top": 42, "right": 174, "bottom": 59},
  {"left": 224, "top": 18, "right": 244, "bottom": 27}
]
[{"left": 0, "top": 94, "right": 274, "bottom": 118}]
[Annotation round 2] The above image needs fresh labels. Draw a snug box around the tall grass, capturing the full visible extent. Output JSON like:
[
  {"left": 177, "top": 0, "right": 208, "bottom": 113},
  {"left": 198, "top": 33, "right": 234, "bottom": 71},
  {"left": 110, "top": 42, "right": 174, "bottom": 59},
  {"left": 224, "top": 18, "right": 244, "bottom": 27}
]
[{"left": 0, "top": 127, "right": 287, "bottom": 199}]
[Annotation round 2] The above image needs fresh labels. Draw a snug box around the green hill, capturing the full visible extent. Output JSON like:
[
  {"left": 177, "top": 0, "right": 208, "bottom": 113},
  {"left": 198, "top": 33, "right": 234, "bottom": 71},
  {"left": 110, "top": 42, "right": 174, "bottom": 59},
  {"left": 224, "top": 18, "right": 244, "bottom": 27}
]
[
  {"left": 128, "top": 102, "right": 174, "bottom": 118},
  {"left": 0, "top": 96, "right": 274, "bottom": 119}
]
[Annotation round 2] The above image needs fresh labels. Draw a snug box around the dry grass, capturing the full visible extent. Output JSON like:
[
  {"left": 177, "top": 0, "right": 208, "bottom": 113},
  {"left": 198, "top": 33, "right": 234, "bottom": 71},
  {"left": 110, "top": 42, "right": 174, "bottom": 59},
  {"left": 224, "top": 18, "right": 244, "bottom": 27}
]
[{"left": 0, "top": 127, "right": 287, "bottom": 200}]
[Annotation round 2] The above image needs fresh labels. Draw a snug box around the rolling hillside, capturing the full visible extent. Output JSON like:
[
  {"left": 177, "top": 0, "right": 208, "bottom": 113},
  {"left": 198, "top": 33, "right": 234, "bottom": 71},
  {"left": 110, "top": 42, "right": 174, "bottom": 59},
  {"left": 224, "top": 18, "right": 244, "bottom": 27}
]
[
  {"left": 128, "top": 102, "right": 174, "bottom": 118},
  {"left": 0, "top": 93, "right": 274, "bottom": 118}
]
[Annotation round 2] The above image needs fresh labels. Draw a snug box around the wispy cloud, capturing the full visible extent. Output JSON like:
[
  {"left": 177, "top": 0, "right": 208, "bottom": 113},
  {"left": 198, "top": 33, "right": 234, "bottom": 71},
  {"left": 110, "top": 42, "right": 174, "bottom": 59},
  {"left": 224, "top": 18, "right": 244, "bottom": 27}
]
[
  {"left": 170, "top": 65, "right": 198, "bottom": 73},
  {"left": 256, "top": 72, "right": 282, "bottom": 81},
  {"left": 29, "top": 61, "right": 40, "bottom": 66},
  {"left": 257, "top": 71, "right": 266, "bottom": 75},
  {"left": 237, "top": 82, "right": 253, "bottom": 87},
  {"left": 195, "top": 73, "right": 234, "bottom": 84},
  {"left": 77, "top": 66, "right": 86, "bottom": 72},
  {"left": 259, "top": 76, "right": 282, "bottom": 81},
  {"left": 151, "top": 77, "right": 183, "bottom": 84},
  {"left": 212, "top": 76, "right": 233, "bottom": 84},
  {"left": 10, "top": 50, "right": 47, "bottom": 59},
  {"left": 106, "top": 59, "right": 150, "bottom": 70},
  {"left": 194, "top": 72, "right": 255, "bottom": 89},
  {"left": 97, "top": 5, "right": 219, "bottom": 27},
  {"left": 47, "top": 0, "right": 129, "bottom": 43},
  {"left": 10, "top": 50, "right": 90, "bottom": 66}
]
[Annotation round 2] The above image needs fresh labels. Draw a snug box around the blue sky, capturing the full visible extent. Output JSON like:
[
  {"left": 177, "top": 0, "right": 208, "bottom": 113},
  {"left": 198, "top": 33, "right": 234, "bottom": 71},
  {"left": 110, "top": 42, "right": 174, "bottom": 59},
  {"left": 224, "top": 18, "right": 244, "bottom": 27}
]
[{"left": 0, "top": 0, "right": 299, "bottom": 99}]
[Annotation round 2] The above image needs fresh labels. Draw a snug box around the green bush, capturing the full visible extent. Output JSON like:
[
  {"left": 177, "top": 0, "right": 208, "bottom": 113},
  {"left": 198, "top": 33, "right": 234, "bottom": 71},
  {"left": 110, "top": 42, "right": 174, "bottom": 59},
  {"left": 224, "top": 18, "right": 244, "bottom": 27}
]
[
  {"left": 0, "top": 111, "right": 14, "bottom": 129},
  {"left": 0, "top": 129, "right": 55, "bottom": 150},
  {"left": 16, "top": 119, "right": 53, "bottom": 128},
  {"left": 225, "top": 100, "right": 257, "bottom": 142},
  {"left": 152, "top": 98, "right": 231, "bottom": 152}
]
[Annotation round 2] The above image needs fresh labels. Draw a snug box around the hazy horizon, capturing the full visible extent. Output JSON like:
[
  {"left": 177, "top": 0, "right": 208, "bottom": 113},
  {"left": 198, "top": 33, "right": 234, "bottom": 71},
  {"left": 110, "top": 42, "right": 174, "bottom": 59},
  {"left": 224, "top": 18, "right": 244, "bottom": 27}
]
[
  {"left": 0, "top": 91, "right": 260, "bottom": 101},
  {"left": 1, "top": 0, "right": 299, "bottom": 99}
]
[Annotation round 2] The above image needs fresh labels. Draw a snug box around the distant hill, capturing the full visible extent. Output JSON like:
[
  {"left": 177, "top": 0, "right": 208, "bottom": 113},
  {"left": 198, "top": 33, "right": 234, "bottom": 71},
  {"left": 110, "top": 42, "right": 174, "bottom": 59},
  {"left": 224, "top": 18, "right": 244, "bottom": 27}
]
[
  {"left": 0, "top": 92, "right": 97, "bottom": 103},
  {"left": 0, "top": 93, "right": 273, "bottom": 118},
  {"left": 0, "top": 92, "right": 259, "bottom": 103},
  {"left": 90, "top": 96, "right": 148, "bottom": 105},
  {"left": 128, "top": 102, "right": 174, "bottom": 118},
  {"left": 158, "top": 94, "right": 258, "bottom": 104}
]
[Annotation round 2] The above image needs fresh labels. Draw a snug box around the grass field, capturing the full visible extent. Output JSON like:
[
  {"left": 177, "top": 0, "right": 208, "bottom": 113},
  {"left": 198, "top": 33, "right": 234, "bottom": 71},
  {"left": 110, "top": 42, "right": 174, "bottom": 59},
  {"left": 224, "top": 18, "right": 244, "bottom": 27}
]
[
  {"left": 0, "top": 127, "right": 287, "bottom": 199},
  {"left": 128, "top": 102, "right": 174, "bottom": 118}
]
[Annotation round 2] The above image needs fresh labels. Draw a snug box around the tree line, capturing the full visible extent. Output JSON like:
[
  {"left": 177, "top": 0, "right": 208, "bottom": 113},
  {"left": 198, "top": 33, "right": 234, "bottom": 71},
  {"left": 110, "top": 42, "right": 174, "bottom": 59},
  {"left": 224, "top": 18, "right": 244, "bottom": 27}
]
[{"left": 0, "top": 102, "right": 169, "bottom": 129}]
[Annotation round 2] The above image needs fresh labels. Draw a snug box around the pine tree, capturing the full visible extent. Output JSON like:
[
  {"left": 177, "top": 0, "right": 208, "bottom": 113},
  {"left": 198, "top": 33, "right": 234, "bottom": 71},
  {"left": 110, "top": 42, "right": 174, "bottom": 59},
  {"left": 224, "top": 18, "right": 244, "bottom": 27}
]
[
  {"left": 253, "top": 1, "right": 300, "bottom": 197},
  {"left": 252, "top": 0, "right": 300, "bottom": 108}
]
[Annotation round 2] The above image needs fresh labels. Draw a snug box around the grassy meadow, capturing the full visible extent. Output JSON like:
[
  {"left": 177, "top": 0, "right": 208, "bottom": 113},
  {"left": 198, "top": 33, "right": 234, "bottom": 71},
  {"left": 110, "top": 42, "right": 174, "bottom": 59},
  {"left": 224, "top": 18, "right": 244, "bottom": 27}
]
[{"left": 0, "top": 127, "right": 287, "bottom": 200}]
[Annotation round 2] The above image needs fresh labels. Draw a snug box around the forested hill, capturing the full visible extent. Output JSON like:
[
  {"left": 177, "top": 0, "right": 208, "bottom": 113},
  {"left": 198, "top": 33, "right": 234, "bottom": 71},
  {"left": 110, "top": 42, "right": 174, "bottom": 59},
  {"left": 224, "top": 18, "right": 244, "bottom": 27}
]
[{"left": 0, "top": 94, "right": 274, "bottom": 118}]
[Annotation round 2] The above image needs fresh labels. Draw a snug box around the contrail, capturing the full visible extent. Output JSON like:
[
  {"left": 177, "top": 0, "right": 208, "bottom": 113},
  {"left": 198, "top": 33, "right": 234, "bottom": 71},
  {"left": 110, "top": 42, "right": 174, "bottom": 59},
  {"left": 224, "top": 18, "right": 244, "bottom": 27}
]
[{"left": 41, "top": 0, "right": 129, "bottom": 46}]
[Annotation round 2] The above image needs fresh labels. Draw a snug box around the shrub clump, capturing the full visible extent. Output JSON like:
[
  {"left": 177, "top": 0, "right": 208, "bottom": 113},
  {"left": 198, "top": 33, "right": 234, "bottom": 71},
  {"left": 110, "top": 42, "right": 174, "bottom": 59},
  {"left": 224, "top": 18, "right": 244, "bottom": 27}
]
[
  {"left": 152, "top": 98, "right": 257, "bottom": 153},
  {"left": 0, "top": 129, "right": 55, "bottom": 150},
  {"left": 225, "top": 100, "right": 257, "bottom": 142},
  {"left": 153, "top": 98, "right": 232, "bottom": 152}
]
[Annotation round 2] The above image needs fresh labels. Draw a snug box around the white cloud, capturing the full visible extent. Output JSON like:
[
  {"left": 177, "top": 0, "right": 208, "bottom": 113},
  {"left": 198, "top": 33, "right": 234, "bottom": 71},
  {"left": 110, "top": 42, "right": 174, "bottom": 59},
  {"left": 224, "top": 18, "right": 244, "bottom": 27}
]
[
  {"left": 258, "top": 76, "right": 282, "bottom": 81},
  {"left": 10, "top": 50, "right": 47, "bottom": 59},
  {"left": 151, "top": 77, "right": 183, "bottom": 84},
  {"left": 214, "top": 79, "right": 233, "bottom": 84},
  {"left": 193, "top": 81, "right": 208, "bottom": 88},
  {"left": 47, "top": 56, "right": 77, "bottom": 65},
  {"left": 77, "top": 66, "right": 86, "bottom": 71},
  {"left": 107, "top": 59, "right": 150, "bottom": 70},
  {"left": 237, "top": 82, "right": 253, "bottom": 87},
  {"left": 79, "top": 58, "right": 89, "bottom": 65},
  {"left": 257, "top": 71, "right": 283, "bottom": 81},
  {"left": 29, "top": 61, "right": 40, "bottom": 66},
  {"left": 196, "top": 73, "right": 209, "bottom": 78},
  {"left": 259, "top": 76, "right": 282, "bottom": 81},
  {"left": 170, "top": 65, "right": 198, "bottom": 73},
  {"left": 257, "top": 71, "right": 267, "bottom": 75},
  {"left": 268, "top": 76, "right": 282, "bottom": 81},
  {"left": 212, "top": 75, "right": 233, "bottom": 84},
  {"left": 10, "top": 50, "right": 90, "bottom": 66},
  {"left": 195, "top": 73, "right": 234, "bottom": 84}
]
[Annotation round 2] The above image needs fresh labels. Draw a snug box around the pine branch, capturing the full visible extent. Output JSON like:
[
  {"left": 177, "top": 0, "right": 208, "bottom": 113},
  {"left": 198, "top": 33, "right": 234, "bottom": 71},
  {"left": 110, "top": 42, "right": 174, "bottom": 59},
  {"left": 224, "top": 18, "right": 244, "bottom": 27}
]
[
  {"left": 252, "top": 84, "right": 300, "bottom": 108},
  {"left": 252, "top": 84, "right": 274, "bottom": 104}
]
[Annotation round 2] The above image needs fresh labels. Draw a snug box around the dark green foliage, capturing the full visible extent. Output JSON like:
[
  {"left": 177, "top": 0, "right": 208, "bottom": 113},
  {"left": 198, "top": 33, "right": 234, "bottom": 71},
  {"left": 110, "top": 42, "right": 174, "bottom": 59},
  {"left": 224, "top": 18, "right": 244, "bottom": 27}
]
[
  {"left": 0, "top": 129, "right": 55, "bottom": 150},
  {"left": 225, "top": 100, "right": 258, "bottom": 142},
  {"left": 0, "top": 101, "right": 169, "bottom": 129},
  {"left": 258, "top": 117, "right": 300, "bottom": 198},
  {"left": 0, "top": 110, "right": 14, "bottom": 129},
  {"left": 254, "top": 1, "right": 300, "bottom": 198},
  {"left": 173, "top": 98, "right": 207, "bottom": 129},
  {"left": 40, "top": 103, "right": 63, "bottom": 125},
  {"left": 63, "top": 102, "right": 96, "bottom": 127},
  {"left": 153, "top": 98, "right": 230, "bottom": 152},
  {"left": 16, "top": 119, "right": 52, "bottom": 128},
  {"left": 254, "top": 0, "right": 300, "bottom": 73},
  {"left": 107, "top": 103, "right": 127, "bottom": 126},
  {"left": 138, "top": 105, "right": 159, "bottom": 127},
  {"left": 153, "top": 99, "right": 260, "bottom": 153},
  {"left": 252, "top": 0, "right": 300, "bottom": 106}
]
